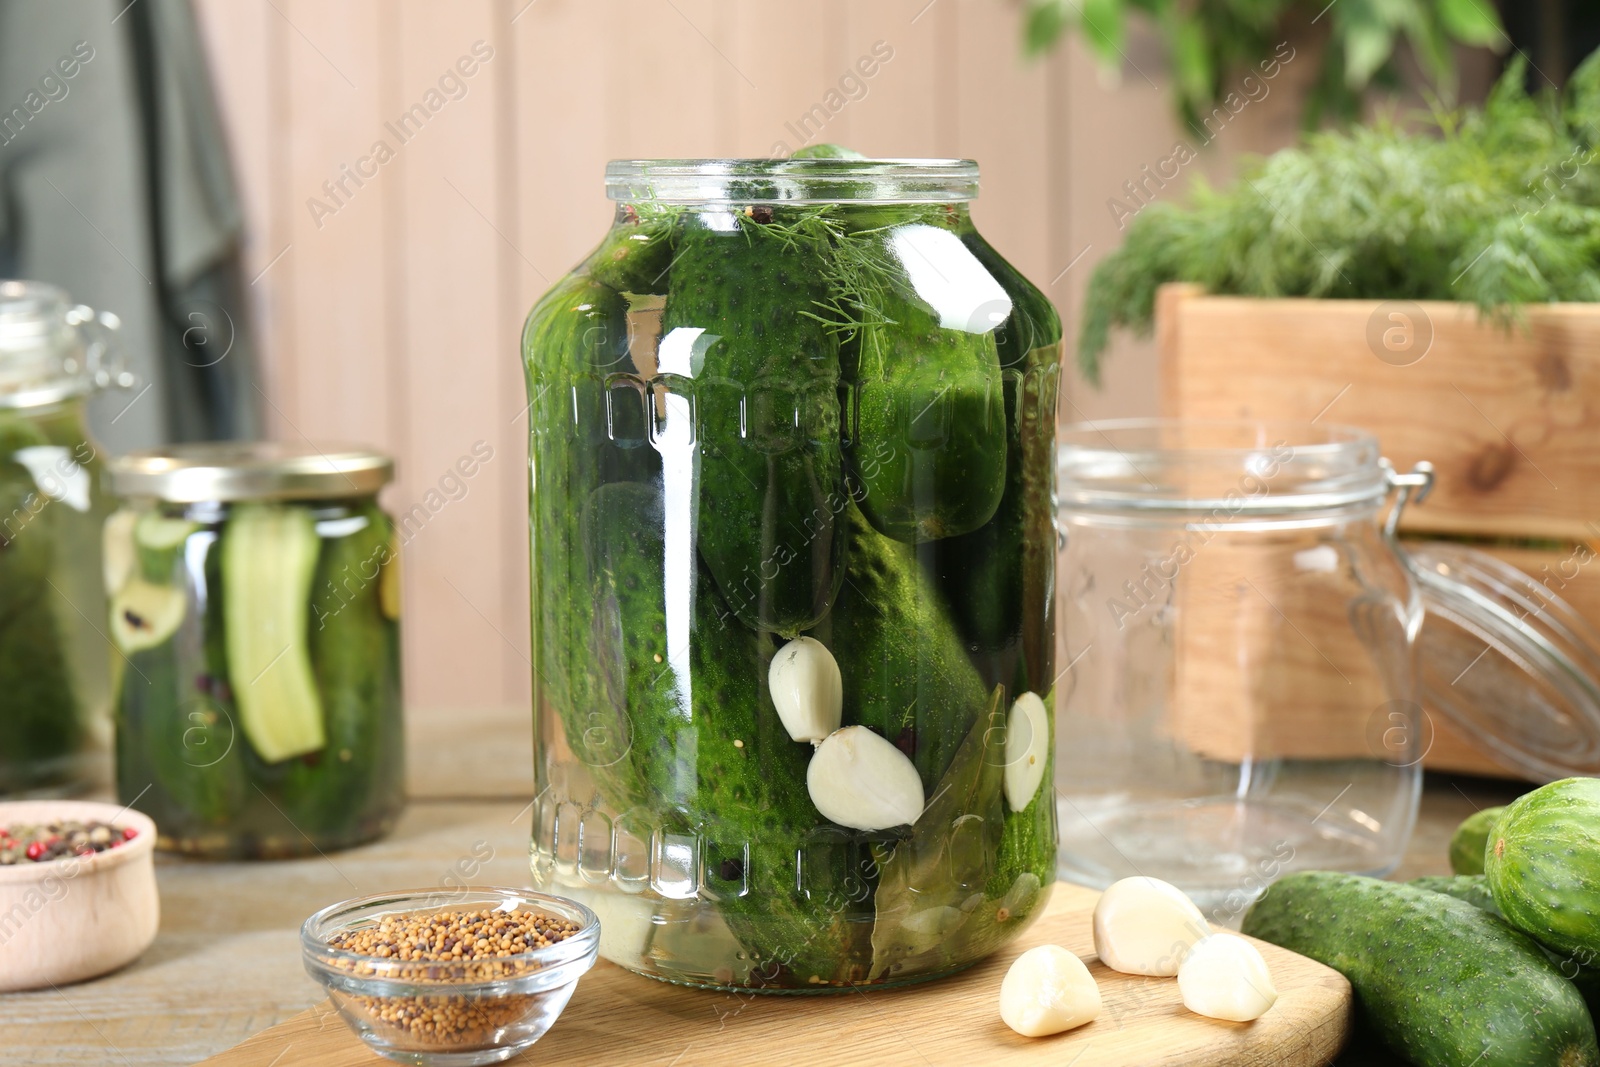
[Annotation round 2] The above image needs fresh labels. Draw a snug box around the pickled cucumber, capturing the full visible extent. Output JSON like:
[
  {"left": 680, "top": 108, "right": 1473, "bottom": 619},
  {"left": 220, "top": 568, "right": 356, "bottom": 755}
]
[
  {"left": 280, "top": 504, "right": 403, "bottom": 835},
  {"left": 584, "top": 205, "right": 678, "bottom": 294},
  {"left": 925, "top": 231, "right": 1062, "bottom": 695},
  {"left": 812, "top": 503, "right": 989, "bottom": 793},
  {"left": 849, "top": 284, "right": 1006, "bottom": 543},
  {"left": 523, "top": 273, "right": 652, "bottom": 772},
  {"left": 581, "top": 481, "right": 870, "bottom": 982},
  {"left": 662, "top": 214, "right": 845, "bottom": 635},
  {"left": 222, "top": 503, "right": 325, "bottom": 763},
  {"left": 0, "top": 417, "right": 80, "bottom": 792}
]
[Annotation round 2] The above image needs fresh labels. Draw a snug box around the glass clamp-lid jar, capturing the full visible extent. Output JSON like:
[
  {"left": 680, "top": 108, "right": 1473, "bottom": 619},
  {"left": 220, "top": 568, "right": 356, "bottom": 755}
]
[
  {"left": 523, "top": 157, "right": 1062, "bottom": 991},
  {"left": 107, "top": 442, "right": 404, "bottom": 858},
  {"left": 0, "top": 279, "right": 129, "bottom": 797},
  {"left": 1054, "top": 419, "right": 1600, "bottom": 922}
]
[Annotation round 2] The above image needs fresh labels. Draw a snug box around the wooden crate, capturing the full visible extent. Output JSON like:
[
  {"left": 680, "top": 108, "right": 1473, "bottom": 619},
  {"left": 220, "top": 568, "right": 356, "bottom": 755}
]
[{"left": 1155, "top": 284, "right": 1600, "bottom": 779}]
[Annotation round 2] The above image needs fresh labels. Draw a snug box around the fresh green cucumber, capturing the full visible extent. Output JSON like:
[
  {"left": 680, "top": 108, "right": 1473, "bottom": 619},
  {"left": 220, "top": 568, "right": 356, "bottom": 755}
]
[
  {"left": 1486, "top": 778, "right": 1600, "bottom": 962},
  {"left": 924, "top": 233, "right": 1062, "bottom": 693},
  {"left": 279, "top": 504, "right": 403, "bottom": 837},
  {"left": 1410, "top": 873, "right": 1502, "bottom": 913},
  {"left": 1243, "top": 871, "right": 1600, "bottom": 1067},
  {"left": 849, "top": 284, "right": 1006, "bottom": 543},
  {"left": 1451, "top": 805, "right": 1505, "bottom": 876},
  {"left": 581, "top": 481, "right": 869, "bottom": 983},
  {"left": 1411, "top": 873, "right": 1600, "bottom": 1013},
  {"left": 222, "top": 503, "right": 326, "bottom": 763},
  {"left": 661, "top": 214, "right": 845, "bottom": 635},
  {"left": 133, "top": 511, "right": 199, "bottom": 583},
  {"left": 584, "top": 205, "right": 678, "bottom": 294},
  {"left": 809, "top": 502, "right": 989, "bottom": 793}
]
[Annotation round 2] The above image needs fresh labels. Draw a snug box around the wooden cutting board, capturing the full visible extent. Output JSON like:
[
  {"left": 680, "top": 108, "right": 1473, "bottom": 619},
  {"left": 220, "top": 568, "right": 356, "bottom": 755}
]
[{"left": 202, "top": 883, "right": 1351, "bottom": 1066}]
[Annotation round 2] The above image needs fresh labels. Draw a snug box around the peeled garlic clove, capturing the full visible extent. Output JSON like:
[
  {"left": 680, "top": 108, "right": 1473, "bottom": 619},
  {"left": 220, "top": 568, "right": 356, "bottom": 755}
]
[
  {"left": 806, "top": 725, "right": 924, "bottom": 831},
  {"left": 999, "top": 944, "right": 1102, "bottom": 1037},
  {"left": 1004, "top": 691, "right": 1049, "bottom": 811},
  {"left": 768, "top": 637, "right": 843, "bottom": 744},
  {"left": 1178, "top": 933, "right": 1278, "bottom": 1022},
  {"left": 1092, "top": 876, "right": 1210, "bottom": 977}
]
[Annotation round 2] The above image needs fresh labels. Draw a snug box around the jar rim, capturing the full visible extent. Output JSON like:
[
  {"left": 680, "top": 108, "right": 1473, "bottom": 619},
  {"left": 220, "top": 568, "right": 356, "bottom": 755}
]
[
  {"left": 1057, "top": 418, "right": 1388, "bottom": 515},
  {"left": 110, "top": 440, "right": 393, "bottom": 502},
  {"left": 604, "top": 158, "right": 979, "bottom": 204}
]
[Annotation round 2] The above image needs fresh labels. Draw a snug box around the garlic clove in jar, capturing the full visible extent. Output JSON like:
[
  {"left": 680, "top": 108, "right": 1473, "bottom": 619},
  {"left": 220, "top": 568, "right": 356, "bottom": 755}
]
[
  {"left": 998, "top": 944, "right": 1102, "bottom": 1037},
  {"left": 768, "top": 637, "right": 843, "bottom": 744},
  {"left": 1092, "top": 876, "right": 1210, "bottom": 977},
  {"left": 806, "top": 725, "right": 924, "bottom": 831},
  {"left": 1177, "top": 933, "right": 1278, "bottom": 1022},
  {"left": 1003, "top": 691, "right": 1049, "bottom": 811}
]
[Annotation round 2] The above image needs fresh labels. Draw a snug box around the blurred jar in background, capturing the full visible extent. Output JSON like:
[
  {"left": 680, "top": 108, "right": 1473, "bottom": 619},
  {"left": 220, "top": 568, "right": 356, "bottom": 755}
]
[
  {"left": 0, "top": 280, "right": 127, "bottom": 796},
  {"left": 108, "top": 443, "right": 404, "bottom": 858}
]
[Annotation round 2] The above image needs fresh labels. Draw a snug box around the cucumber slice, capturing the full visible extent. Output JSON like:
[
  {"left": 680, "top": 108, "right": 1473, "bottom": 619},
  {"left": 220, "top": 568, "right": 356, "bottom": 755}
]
[
  {"left": 223, "top": 503, "right": 326, "bottom": 763},
  {"left": 135, "top": 511, "right": 199, "bottom": 583},
  {"left": 103, "top": 509, "right": 138, "bottom": 596},
  {"left": 110, "top": 577, "right": 187, "bottom": 653}
]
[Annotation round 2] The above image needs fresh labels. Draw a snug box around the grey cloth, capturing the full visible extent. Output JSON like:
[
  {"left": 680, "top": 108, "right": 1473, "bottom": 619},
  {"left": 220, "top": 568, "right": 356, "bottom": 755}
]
[{"left": 0, "top": 0, "right": 259, "bottom": 451}]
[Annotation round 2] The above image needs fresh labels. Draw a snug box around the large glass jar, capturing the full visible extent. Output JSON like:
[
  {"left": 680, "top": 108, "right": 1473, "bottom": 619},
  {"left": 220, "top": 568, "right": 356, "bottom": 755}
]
[
  {"left": 0, "top": 280, "right": 127, "bottom": 796},
  {"left": 1054, "top": 421, "right": 1436, "bottom": 921},
  {"left": 523, "top": 159, "right": 1062, "bottom": 991},
  {"left": 108, "top": 443, "right": 404, "bottom": 858}
]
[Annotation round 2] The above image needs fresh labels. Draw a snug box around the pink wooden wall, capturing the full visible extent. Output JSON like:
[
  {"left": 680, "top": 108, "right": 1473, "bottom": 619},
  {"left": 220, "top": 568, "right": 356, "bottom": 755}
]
[{"left": 191, "top": 0, "right": 1302, "bottom": 712}]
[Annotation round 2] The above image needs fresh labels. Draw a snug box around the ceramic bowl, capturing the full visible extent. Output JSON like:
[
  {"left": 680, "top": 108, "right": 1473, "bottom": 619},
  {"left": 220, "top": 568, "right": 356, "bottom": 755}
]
[{"left": 0, "top": 799, "right": 159, "bottom": 992}]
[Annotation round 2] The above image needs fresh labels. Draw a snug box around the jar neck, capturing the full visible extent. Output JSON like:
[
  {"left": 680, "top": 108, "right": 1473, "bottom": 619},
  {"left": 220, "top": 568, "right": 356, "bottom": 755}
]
[
  {"left": 604, "top": 158, "right": 980, "bottom": 205},
  {"left": 611, "top": 200, "right": 972, "bottom": 231}
]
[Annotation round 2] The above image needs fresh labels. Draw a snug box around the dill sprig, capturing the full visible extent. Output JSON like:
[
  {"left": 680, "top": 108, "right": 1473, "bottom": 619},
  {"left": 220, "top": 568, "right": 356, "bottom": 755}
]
[{"left": 1078, "top": 52, "right": 1600, "bottom": 385}]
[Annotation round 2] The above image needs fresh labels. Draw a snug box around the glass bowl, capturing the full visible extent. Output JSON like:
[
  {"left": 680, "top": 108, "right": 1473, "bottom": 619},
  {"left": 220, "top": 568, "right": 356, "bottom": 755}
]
[{"left": 301, "top": 888, "right": 600, "bottom": 1066}]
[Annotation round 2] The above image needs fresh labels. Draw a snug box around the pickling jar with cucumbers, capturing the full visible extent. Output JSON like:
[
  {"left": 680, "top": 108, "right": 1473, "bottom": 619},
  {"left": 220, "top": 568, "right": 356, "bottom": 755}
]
[
  {"left": 0, "top": 280, "right": 127, "bottom": 797},
  {"left": 107, "top": 443, "right": 404, "bottom": 858},
  {"left": 522, "top": 155, "right": 1061, "bottom": 990}
]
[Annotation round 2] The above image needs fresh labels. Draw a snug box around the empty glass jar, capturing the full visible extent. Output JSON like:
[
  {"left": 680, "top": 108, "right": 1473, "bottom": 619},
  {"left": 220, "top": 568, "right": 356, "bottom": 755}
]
[
  {"left": 0, "top": 280, "right": 127, "bottom": 796},
  {"left": 1054, "top": 420, "right": 1434, "bottom": 921}
]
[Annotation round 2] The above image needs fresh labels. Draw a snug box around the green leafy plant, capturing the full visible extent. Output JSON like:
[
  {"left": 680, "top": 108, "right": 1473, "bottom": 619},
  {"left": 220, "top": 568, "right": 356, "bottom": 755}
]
[
  {"left": 1077, "top": 52, "right": 1600, "bottom": 382},
  {"left": 1023, "top": 0, "right": 1505, "bottom": 131}
]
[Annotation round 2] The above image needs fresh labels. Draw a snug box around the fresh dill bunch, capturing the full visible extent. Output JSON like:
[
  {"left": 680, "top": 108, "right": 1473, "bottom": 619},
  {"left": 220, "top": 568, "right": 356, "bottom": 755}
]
[{"left": 1078, "top": 52, "right": 1600, "bottom": 385}]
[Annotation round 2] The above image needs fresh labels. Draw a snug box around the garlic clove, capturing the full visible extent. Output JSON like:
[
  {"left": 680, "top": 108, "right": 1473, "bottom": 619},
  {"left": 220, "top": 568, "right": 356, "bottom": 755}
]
[
  {"left": 1092, "top": 876, "right": 1210, "bottom": 977},
  {"left": 768, "top": 637, "right": 843, "bottom": 744},
  {"left": 806, "top": 725, "right": 924, "bottom": 831},
  {"left": 998, "top": 944, "right": 1102, "bottom": 1037},
  {"left": 1003, "top": 691, "right": 1050, "bottom": 812},
  {"left": 1177, "top": 933, "right": 1278, "bottom": 1022}
]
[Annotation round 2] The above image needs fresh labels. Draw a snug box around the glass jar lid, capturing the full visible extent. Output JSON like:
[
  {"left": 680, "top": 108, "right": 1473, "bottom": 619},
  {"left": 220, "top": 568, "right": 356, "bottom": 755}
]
[
  {"left": 110, "top": 441, "right": 393, "bottom": 502},
  {"left": 604, "top": 158, "right": 979, "bottom": 204},
  {"left": 1409, "top": 542, "right": 1600, "bottom": 780},
  {"left": 0, "top": 279, "right": 127, "bottom": 407}
]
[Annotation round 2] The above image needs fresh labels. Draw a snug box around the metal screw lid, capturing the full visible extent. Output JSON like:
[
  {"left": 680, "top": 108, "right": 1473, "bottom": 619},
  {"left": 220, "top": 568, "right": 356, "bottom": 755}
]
[{"left": 109, "top": 441, "right": 393, "bottom": 502}]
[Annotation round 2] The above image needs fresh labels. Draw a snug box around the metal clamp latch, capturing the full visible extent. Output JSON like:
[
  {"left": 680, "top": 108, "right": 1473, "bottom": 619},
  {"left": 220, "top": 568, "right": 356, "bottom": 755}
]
[{"left": 1381, "top": 459, "right": 1435, "bottom": 540}]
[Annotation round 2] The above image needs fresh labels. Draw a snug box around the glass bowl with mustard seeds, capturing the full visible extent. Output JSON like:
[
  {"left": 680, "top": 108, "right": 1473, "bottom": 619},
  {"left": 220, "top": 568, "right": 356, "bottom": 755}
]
[{"left": 301, "top": 889, "right": 599, "bottom": 1066}]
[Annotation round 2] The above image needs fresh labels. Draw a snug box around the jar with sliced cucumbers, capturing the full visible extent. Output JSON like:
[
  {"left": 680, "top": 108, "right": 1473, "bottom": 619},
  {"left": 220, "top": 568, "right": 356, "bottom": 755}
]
[
  {"left": 522, "top": 153, "right": 1061, "bottom": 991},
  {"left": 107, "top": 443, "right": 403, "bottom": 858},
  {"left": 0, "top": 281, "right": 127, "bottom": 797}
]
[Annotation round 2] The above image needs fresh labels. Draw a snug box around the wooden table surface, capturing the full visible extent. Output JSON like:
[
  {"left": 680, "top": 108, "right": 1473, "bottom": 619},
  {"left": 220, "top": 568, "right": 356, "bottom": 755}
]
[{"left": 6, "top": 706, "right": 1525, "bottom": 1067}]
